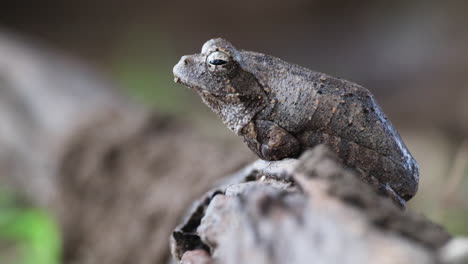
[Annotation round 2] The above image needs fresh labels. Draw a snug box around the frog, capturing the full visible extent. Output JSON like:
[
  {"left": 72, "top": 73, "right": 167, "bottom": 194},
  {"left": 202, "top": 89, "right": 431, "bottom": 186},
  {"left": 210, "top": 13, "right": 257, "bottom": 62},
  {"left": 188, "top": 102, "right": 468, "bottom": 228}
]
[{"left": 173, "top": 38, "right": 419, "bottom": 206}]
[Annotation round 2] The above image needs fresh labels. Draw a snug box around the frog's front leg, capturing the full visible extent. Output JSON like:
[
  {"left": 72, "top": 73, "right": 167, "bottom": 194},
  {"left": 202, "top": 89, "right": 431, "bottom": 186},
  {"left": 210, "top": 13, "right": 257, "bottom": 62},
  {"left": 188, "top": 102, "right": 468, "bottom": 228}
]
[{"left": 241, "top": 120, "right": 301, "bottom": 161}]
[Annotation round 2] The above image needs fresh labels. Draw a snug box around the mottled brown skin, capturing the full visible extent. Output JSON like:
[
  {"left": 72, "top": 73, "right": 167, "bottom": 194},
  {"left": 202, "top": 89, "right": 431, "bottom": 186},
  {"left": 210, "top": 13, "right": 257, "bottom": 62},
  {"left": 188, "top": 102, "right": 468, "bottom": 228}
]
[{"left": 173, "top": 38, "right": 419, "bottom": 204}]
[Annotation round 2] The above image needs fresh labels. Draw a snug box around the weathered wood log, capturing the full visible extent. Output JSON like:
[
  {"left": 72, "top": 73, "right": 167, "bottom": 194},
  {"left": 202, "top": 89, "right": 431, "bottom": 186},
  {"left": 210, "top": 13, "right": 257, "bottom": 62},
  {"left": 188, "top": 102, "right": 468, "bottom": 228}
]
[{"left": 172, "top": 145, "right": 452, "bottom": 264}]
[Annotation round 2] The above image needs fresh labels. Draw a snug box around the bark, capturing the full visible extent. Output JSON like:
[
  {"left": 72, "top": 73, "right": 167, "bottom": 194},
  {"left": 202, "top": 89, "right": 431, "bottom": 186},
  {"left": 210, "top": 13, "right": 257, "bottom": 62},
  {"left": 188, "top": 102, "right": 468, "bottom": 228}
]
[{"left": 172, "top": 145, "right": 452, "bottom": 264}]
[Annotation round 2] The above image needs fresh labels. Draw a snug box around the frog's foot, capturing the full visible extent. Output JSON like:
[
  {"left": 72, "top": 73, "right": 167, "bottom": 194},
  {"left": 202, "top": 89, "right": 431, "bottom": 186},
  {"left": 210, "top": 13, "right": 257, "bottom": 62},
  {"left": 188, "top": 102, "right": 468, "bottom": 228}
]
[
  {"left": 260, "top": 141, "right": 300, "bottom": 161},
  {"left": 242, "top": 120, "right": 301, "bottom": 161},
  {"left": 378, "top": 184, "right": 406, "bottom": 209},
  {"left": 259, "top": 120, "right": 300, "bottom": 160}
]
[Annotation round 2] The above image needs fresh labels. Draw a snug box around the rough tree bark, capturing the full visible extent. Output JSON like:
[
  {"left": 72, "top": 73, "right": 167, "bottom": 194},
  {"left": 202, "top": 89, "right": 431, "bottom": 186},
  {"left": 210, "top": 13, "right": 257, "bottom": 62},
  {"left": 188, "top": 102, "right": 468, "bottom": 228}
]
[
  {"left": 172, "top": 146, "right": 451, "bottom": 264},
  {"left": 0, "top": 32, "right": 465, "bottom": 264}
]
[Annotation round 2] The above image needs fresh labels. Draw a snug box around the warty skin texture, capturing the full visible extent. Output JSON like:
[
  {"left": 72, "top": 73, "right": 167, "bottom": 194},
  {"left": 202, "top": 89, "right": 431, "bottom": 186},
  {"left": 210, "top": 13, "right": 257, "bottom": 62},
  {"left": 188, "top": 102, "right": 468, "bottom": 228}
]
[{"left": 173, "top": 38, "right": 419, "bottom": 204}]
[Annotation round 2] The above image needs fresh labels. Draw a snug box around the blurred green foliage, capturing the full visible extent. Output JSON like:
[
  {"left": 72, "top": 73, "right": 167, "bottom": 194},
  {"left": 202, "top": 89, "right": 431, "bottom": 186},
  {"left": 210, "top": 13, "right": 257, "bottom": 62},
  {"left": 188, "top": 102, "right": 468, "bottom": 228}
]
[{"left": 0, "top": 188, "right": 60, "bottom": 264}]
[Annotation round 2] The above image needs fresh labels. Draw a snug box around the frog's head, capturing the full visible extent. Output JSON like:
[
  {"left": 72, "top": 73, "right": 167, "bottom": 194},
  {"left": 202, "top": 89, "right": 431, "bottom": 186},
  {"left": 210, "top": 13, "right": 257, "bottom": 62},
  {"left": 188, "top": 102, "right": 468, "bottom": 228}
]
[{"left": 173, "top": 38, "right": 268, "bottom": 134}]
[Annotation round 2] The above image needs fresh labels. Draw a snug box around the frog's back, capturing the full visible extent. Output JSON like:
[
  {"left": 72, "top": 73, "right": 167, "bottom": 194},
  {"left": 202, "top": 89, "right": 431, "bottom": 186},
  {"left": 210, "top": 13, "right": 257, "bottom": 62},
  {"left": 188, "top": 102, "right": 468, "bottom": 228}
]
[
  {"left": 296, "top": 75, "right": 419, "bottom": 200},
  {"left": 239, "top": 51, "right": 419, "bottom": 200}
]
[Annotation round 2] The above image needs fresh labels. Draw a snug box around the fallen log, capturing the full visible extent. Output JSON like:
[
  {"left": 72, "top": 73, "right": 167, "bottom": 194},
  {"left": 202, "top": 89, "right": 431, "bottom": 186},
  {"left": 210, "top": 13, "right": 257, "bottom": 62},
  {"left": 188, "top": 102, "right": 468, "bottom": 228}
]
[{"left": 172, "top": 146, "right": 453, "bottom": 264}]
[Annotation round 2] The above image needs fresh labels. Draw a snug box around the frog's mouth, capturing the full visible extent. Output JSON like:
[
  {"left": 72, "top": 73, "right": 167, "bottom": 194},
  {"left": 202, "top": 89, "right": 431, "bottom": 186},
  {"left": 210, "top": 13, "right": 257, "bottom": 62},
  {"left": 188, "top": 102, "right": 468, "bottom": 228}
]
[{"left": 173, "top": 75, "right": 237, "bottom": 97}]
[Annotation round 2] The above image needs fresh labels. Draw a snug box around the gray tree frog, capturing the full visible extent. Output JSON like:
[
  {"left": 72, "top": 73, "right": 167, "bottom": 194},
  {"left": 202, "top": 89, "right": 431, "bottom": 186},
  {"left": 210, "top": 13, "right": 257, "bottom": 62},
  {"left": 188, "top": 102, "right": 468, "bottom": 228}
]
[{"left": 173, "top": 38, "right": 419, "bottom": 205}]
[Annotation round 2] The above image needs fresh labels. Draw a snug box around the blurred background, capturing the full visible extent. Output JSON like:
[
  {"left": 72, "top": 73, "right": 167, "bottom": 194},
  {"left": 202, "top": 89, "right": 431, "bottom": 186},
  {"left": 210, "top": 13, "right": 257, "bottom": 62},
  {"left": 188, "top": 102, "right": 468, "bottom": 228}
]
[{"left": 0, "top": 0, "right": 467, "bottom": 263}]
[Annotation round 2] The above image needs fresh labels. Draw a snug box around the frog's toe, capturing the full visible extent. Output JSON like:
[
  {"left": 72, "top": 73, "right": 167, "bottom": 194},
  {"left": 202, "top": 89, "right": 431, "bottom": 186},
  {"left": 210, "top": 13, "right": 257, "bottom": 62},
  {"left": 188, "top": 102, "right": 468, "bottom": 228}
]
[{"left": 378, "top": 184, "right": 407, "bottom": 209}]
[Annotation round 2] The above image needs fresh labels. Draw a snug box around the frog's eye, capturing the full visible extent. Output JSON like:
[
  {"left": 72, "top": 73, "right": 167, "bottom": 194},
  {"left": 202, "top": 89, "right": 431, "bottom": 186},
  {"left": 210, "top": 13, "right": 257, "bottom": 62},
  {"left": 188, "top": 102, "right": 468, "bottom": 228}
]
[
  {"left": 206, "top": 51, "right": 234, "bottom": 75},
  {"left": 209, "top": 59, "right": 227, "bottom": 65}
]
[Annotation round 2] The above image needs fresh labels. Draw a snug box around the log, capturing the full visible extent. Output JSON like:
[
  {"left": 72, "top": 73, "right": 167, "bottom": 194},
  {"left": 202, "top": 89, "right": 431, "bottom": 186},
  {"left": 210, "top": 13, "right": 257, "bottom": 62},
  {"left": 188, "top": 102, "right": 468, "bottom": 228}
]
[{"left": 172, "top": 145, "right": 452, "bottom": 263}]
